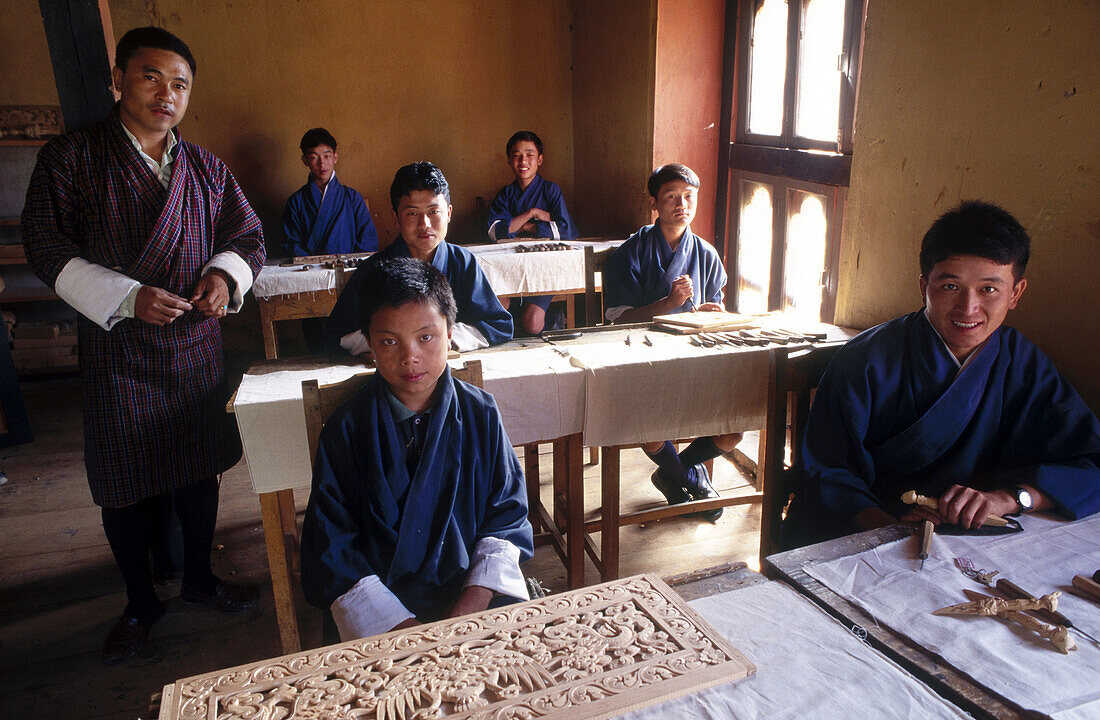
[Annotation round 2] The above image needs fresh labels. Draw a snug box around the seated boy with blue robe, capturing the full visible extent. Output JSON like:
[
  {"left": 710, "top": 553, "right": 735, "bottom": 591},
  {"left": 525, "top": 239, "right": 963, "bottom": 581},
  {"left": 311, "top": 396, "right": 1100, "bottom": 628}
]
[
  {"left": 603, "top": 164, "right": 743, "bottom": 521},
  {"left": 301, "top": 257, "right": 533, "bottom": 641},
  {"left": 282, "top": 128, "right": 378, "bottom": 258},
  {"left": 487, "top": 131, "right": 577, "bottom": 335},
  {"left": 325, "top": 162, "right": 512, "bottom": 355},
  {"left": 784, "top": 200, "right": 1100, "bottom": 548}
]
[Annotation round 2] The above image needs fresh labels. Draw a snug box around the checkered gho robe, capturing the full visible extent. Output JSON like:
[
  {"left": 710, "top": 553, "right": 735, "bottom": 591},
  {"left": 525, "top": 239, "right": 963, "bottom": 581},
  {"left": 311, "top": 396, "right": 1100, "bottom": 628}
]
[{"left": 21, "top": 109, "right": 265, "bottom": 507}]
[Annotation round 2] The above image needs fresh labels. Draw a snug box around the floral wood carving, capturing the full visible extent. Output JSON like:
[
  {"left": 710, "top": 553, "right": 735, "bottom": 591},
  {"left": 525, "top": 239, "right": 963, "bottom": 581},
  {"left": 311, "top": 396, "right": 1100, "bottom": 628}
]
[
  {"left": 0, "top": 106, "right": 63, "bottom": 139},
  {"left": 157, "top": 574, "right": 754, "bottom": 719}
]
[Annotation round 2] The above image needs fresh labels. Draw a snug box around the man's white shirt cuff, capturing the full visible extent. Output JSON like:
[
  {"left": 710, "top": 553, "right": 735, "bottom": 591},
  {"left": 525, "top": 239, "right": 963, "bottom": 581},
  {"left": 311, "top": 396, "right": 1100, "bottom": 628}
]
[
  {"left": 54, "top": 257, "right": 140, "bottom": 331},
  {"left": 452, "top": 323, "right": 489, "bottom": 352},
  {"left": 330, "top": 574, "right": 414, "bottom": 642},
  {"left": 465, "top": 536, "right": 527, "bottom": 601},
  {"left": 201, "top": 251, "right": 254, "bottom": 312},
  {"left": 605, "top": 305, "right": 631, "bottom": 323},
  {"left": 339, "top": 330, "right": 371, "bottom": 356}
]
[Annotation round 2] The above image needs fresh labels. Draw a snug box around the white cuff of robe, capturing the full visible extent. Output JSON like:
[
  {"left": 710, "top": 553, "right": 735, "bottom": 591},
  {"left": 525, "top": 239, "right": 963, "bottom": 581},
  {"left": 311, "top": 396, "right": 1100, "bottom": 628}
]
[
  {"left": 331, "top": 574, "right": 414, "bottom": 642},
  {"left": 451, "top": 323, "right": 489, "bottom": 352},
  {"left": 54, "top": 257, "right": 141, "bottom": 331},
  {"left": 549, "top": 221, "right": 560, "bottom": 241},
  {"left": 201, "top": 251, "right": 254, "bottom": 312},
  {"left": 605, "top": 305, "right": 631, "bottom": 323},
  {"left": 465, "top": 536, "right": 527, "bottom": 601},
  {"left": 488, "top": 220, "right": 502, "bottom": 242},
  {"left": 340, "top": 329, "right": 372, "bottom": 356}
]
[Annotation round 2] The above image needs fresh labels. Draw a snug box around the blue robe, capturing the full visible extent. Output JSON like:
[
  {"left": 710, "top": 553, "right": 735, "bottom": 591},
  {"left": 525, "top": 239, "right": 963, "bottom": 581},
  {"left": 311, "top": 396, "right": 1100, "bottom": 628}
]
[
  {"left": 300, "top": 368, "right": 533, "bottom": 617},
  {"left": 786, "top": 310, "right": 1100, "bottom": 545},
  {"left": 323, "top": 238, "right": 513, "bottom": 352},
  {"left": 282, "top": 175, "right": 378, "bottom": 257},
  {"left": 487, "top": 174, "right": 576, "bottom": 241},
  {"left": 603, "top": 224, "right": 726, "bottom": 317}
]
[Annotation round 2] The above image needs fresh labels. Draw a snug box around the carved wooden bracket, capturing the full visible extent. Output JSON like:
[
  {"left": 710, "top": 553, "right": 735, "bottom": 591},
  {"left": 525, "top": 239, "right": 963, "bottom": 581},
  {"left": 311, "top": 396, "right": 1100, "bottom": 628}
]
[{"left": 0, "top": 106, "right": 64, "bottom": 139}]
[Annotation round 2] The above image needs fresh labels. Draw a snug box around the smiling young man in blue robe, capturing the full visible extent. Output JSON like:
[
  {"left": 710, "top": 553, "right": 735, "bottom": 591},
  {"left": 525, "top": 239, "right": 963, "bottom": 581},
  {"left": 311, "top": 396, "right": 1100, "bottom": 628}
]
[
  {"left": 301, "top": 257, "right": 533, "bottom": 640},
  {"left": 784, "top": 200, "right": 1100, "bottom": 547},
  {"left": 603, "top": 164, "right": 742, "bottom": 521},
  {"left": 325, "top": 162, "right": 512, "bottom": 354},
  {"left": 487, "top": 131, "right": 577, "bottom": 335},
  {"left": 282, "top": 128, "right": 377, "bottom": 258}
]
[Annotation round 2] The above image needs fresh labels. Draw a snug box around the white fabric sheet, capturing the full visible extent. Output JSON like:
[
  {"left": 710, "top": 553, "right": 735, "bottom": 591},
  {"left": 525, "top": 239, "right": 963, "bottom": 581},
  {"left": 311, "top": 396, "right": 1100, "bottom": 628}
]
[
  {"left": 567, "top": 332, "right": 769, "bottom": 447},
  {"left": 624, "top": 582, "right": 969, "bottom": 719},
  {"left": 233, "top": 346, "right": 583, "bottom": 493},
  {"left": 252, "top": 262, "right": 336, "bottom": 299},
  {"left": 804, "top": 514, "right": 1100, "bottom": 719}
]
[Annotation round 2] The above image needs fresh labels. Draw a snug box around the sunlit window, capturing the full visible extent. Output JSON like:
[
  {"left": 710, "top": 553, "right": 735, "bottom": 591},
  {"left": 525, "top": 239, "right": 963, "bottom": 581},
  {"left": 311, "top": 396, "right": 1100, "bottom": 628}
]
[
  {"left": 796, "top": 0, "right": 846, "bottom": 142},
  {"left": 737, "top": 182, "right": 774, "bottom": 315},
  {"left": 783, "top": 192, "right": 828, "bottom": 319},
  {"left": 747, "top": 0, "right": 788, "bottom": 136}
]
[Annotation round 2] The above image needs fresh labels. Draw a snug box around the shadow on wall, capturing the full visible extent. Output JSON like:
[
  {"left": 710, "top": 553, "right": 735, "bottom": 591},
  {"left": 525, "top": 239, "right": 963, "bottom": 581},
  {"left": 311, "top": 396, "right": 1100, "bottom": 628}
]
[{"left": 220, "top": 128, "right": 283, "bottom": 259}]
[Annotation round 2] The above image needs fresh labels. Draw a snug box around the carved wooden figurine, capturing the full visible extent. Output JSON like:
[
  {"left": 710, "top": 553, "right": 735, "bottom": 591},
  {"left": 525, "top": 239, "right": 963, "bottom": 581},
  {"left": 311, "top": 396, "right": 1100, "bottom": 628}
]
[
  {"left": 933, "top": 590, "right": 1077, "bottom": 655},
  {"left": 157, "top": 574, "right": 755, "bottom": 720}
]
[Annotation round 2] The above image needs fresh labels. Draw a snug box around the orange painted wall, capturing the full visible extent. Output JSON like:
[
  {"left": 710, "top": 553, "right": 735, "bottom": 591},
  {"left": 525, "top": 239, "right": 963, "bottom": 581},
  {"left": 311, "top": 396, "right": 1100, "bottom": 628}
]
[
  {"left": 838, "top": 1, "right": 1100, "bottom": 409},
  {"left": 107, "top": 0, "right": 576, "bottom": 254},
  {"left": 0, "top": 0, "right": 60, "bottom": 106},
  {"left": 653, "top": 0, "right": 726, "bottom": 243}
]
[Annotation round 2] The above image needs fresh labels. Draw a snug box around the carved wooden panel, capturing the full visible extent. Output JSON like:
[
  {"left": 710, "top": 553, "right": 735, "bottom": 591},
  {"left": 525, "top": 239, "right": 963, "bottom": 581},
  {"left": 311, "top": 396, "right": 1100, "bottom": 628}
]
[
  {"left": 0, "top": 105, "right": 64, "bottom": 139},
  {"left": 158, "top": 574, "right": 754, "bottom": 719}
]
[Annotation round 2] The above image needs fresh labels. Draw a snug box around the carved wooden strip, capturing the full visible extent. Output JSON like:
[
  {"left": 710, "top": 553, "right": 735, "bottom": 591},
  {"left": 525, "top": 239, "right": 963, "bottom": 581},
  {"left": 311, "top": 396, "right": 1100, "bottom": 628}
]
[{"left": 158, "top": 574, "right": 754, "bottom": 719}]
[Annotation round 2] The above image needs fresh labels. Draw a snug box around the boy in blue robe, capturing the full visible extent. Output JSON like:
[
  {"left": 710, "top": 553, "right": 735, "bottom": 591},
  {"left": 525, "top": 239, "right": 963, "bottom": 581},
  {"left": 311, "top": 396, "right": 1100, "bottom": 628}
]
[
  {"left": 282, "top": 128, "right": 378, "bottom": 258},
  {"left": 325, "top": 162, "right": 512, "bottom": 354},
  {"left": 603, "top": 164, "right": 742, "bottom": 521},
  {"left": 301, "top": 257, "right": 533, "bottom": 641},
  {"left": 785, "top": 200, "right": 1100, "bottom": 547},
  {"left": 487, "top": 131, "right": 577, "bottom": 335}
]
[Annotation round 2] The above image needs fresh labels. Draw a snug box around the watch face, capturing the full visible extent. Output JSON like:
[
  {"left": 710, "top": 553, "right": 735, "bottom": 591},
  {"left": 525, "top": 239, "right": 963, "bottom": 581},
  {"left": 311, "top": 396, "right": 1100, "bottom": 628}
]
[{"left": 1017, "top": 488, "right": 1033, "bottom": 511}]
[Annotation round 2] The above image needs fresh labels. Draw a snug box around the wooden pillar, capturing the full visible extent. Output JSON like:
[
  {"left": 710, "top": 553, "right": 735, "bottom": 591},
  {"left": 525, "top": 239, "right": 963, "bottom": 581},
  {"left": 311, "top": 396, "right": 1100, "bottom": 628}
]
[{"left": 37, "top": 0, "right": 116, "bottom": 132}]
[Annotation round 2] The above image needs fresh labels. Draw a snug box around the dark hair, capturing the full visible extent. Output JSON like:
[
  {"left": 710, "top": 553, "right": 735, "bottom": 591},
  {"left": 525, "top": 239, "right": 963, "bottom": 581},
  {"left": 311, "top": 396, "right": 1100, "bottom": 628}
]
[
  {"left": 300, "top": 128, "right": 337, "bottom": 153},
  {"left": 647, "top": 163, "right": 700, "bottom": 198},
  {"left": 920, "top": 200, "right": 1030, "bottom": 279},
  {"left": 389, "top": 162, "right": 451, "bottom": 211},
  {"left": 357, "top": 257, "right": 457, "bottom": 336},
  {"left": 115, "top": 26, "right": 196, "bottom": 76},
  {"left": 506, "top": 131, "right": 544, "bottom": 156}
]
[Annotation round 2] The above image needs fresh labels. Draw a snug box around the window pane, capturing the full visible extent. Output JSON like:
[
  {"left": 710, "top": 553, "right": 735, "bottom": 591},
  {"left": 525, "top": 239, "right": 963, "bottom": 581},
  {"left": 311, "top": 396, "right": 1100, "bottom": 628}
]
[
  {"left": 747, "top": 0, "right": 788, "bottom": 136},
  {"left": 783, "top": 191, "right": 828, "bottom": 320},
  {"left": 795, "top": 0, "right": 845, "bottom": 142},
  {"left": 737, "top": 181, "right": 773, "bottom": 315}
]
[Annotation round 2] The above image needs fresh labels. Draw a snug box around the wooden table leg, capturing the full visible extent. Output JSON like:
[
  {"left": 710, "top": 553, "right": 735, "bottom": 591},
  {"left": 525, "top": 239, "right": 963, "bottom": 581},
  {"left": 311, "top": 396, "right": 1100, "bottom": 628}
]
[
  {"left": 552, "top": 439, "right": 567, "bottom": 531},
  {"left": 565, "top": 433, "right": 585, "bottom": 588},
  {"left": 523, "top": 443, "right": 542, "bottom": 532},
  {"left": 600, "top": 445, "right": 620, "bottom": 582},
  {"left": 259, "top": 491, "right": 301, "bottom": 653},
  {"left": 258, "top": 301, "right": 280, "bottom": 360}
]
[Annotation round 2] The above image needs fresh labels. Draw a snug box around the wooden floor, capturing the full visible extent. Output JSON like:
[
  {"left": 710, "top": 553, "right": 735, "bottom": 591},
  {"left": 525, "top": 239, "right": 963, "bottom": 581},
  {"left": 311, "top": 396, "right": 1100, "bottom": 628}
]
[{"left": 0, "top": 375, "right": 763, "bottom": 720}]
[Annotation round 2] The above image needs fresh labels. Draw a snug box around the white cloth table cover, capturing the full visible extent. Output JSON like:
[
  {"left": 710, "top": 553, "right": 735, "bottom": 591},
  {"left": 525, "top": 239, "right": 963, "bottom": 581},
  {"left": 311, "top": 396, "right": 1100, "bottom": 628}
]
[
  {"left": 233, "top": 346, "right": 583, "bottom": 493},
  {"left": 803, "top": 514, "right": 1100, "bottom": 720},
  {"left": 566, "top": 332, "right": 769, "bottom": 447},
  {"left": 252, "top": 262, "right": 337, "bottom": 299},
  {"left": 624, "top": 581, "right": 969, "bottom": 719}
]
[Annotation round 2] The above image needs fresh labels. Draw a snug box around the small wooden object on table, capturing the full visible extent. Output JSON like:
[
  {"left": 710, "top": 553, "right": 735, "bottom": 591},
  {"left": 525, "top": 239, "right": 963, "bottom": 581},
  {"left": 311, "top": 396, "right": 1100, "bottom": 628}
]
[{"left": 156, "top": 573, "right": 755, "bottom": 720}]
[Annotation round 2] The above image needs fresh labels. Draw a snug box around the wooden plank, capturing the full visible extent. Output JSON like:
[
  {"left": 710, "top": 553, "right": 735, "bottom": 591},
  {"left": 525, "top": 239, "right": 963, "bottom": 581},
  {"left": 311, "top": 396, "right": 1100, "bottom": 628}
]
[
  {"left": 565, "top": 433, "right": 585, "bottom": 589},
  {"left": 600, "top": 444, "right": 620, "bottom": 581},
  {"left": 36, "top": 0, "right": 115, "bottom": 133}
]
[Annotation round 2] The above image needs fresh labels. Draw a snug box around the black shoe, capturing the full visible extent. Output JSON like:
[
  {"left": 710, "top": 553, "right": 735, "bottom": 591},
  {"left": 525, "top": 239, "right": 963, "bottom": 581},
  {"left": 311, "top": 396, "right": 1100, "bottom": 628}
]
[
  {"left": 102, "top": 605, "right": 164, "bottom": 665},
  {"left": 180, "top": 578, "right": 259, "bottom": 614},
  {"left": 684, "top": 464, "right": 723, "bottom": 522},
  {"left": 651, "top": 468, "right": 690, "bottom": 505}
]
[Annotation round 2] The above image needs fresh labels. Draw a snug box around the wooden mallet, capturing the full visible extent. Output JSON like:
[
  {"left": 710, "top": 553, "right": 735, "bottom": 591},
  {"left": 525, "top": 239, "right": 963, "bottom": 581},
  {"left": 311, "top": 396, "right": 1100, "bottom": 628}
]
[{"left": 901, "top": 490, "right": 1010, "bottom": 527}]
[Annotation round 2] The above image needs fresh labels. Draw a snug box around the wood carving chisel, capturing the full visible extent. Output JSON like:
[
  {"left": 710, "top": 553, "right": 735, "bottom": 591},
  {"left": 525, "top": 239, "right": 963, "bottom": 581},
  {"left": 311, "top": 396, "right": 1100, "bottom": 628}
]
[
  {"left": 918, "top": 519, "right": 933, "bottom": 571},
  {"left": 901, "top": 490, "right": 1011, "bottom": 527},
  {"left": 996, "top": 579, "right": 1100, "bottom": 644},
  {"left": 1072, "top": 574, "right": 1100, "bottom": 605}
]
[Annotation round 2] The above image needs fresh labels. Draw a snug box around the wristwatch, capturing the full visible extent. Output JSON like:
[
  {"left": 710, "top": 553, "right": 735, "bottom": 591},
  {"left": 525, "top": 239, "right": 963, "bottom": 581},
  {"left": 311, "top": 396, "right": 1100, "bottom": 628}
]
[{"left": 1009, "top": 485, "right": 1034, "bottom": 516}]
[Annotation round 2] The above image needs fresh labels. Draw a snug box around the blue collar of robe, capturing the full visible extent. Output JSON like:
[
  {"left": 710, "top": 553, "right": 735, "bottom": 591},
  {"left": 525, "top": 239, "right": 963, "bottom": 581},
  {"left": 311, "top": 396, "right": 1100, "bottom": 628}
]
[{"left": 386, "top": 236, "right": 450, "bottom": 276}]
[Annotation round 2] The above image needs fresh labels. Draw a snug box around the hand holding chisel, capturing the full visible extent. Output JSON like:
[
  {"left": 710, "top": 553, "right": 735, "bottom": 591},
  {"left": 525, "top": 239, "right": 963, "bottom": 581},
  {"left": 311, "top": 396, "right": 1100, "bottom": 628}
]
[{"left": 901, "top": 490, "right": 1011, "bottom": 527}]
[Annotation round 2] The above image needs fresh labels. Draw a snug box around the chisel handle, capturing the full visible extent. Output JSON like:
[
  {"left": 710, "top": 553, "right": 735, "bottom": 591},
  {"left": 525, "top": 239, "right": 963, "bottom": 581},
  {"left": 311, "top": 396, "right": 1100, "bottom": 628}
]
[
  {"left": 996, "top": 579, "right": 1072, "bottom": 627},
  {"left": 1073, "top": 574, "right": 1100, "bottom": 604}
]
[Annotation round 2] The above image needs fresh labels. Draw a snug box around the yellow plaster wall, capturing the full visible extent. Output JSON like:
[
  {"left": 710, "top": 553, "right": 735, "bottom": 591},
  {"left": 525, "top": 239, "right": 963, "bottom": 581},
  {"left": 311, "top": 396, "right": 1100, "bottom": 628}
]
[
  {"left": 570, "top": 0, "right": 657, "bottom": 237},
  {"left": 0, "top": 0, "right": 60, "bottom": 106},
  {"left": 838, "top": 1, "right": 1100, "bottom": 409},
  {"left": 107, "top": 0, "right": 575, "bottom": 252}
]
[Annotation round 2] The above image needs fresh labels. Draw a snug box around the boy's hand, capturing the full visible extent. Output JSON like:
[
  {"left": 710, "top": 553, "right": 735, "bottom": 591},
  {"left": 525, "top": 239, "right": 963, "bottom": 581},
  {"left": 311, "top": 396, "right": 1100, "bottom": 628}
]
[
  {"left": 446, "top": 585, "right": 494, "bottom": 619},
  {"left": 938, "top": 484, "right": 1017, "bottom": 529},
  {"left": 698, "top": 302, "right": 724, "bottom": 312},
  {"left": 390, "top": 617, "right": 422, "bottom": 632},
  {"left": 527, "top": 208, "right": 551, "bottom": 223},
  {"left": 666, "top": 275, "right": 694, "bottom": 309}
]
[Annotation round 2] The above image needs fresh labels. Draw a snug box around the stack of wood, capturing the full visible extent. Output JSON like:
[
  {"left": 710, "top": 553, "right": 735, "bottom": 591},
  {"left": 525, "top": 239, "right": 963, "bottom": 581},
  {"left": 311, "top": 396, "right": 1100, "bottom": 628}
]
[
  {"left": 652, "top": 311, "right": 758, "bottom": 334},
  {"left": 10, "top": 320, "right": 77, "bottom": 372}
]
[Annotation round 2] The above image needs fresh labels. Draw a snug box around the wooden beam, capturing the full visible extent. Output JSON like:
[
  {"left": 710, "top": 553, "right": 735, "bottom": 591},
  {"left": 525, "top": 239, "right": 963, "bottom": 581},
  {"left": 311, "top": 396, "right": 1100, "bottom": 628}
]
[{"left": 37, "top": 0, "right": 115, "bottom": 132}]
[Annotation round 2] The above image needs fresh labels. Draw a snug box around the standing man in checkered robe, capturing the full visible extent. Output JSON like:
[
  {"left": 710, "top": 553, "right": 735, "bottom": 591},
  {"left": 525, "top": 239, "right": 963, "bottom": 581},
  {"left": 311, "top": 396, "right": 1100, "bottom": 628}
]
[{"left": 21, "top": 27, "right": 266, "bottom": 664}]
